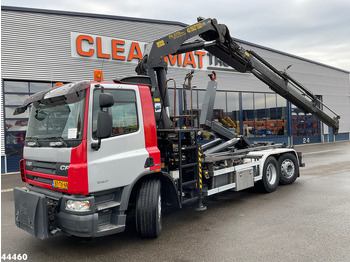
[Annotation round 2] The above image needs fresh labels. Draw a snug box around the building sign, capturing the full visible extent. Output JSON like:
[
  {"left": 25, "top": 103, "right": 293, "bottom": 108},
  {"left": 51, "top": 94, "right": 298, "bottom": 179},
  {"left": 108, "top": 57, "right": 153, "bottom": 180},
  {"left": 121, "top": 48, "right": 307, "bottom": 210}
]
[{"left": 71, "top": 32, "right": 234, "bottom": 72}]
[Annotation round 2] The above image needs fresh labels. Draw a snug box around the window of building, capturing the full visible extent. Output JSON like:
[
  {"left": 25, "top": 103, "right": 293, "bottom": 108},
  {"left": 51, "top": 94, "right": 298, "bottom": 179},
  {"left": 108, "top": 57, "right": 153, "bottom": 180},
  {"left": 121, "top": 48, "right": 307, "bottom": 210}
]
[
  {"left": 254, "top": 93, "right": 266, "bottom": 137},
  {"left": 242, "top": 93, "right": 254, "bottom": 137},
  {"left": 2, "top": 80, "right": 62, "bottom": 172},
  {"left": 5, "top": 107, "right": 29, "bottom": 119},
  {"left": 213, "top": 91, "right": 226, "bottom": 123},
  {"left": 30, "top": 82, "right": 52, "bottom": 93},
  {"left": 5, "top": 120, "right": 28, "bottom": 132},
  {"left": 266, "top": 93, "right": 277, "bottom": 136},
  {"left": 277, "top": 95, "right": 288, "bottom": 136},
  {"left": 4, "top": 94, "right": 28, "bottom": 106},
  {"left": 291, "top": 106, "right": 320, "bottom": 137},
  {"left": 3, "top": 81, "right": 29, "bottom": 172},
  {"left": 3, "top": 81, "right": 29, "bottom": 93},
  {"left": 226, "top": 92, "right": 239, "bottom": 135}
]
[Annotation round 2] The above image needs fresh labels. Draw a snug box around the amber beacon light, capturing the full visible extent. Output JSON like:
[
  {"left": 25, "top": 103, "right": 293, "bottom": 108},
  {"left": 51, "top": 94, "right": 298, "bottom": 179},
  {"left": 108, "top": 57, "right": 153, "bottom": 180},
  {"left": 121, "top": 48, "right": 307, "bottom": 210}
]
[{"left": 94, "top": 70, "right": 104, "bottom": 82}]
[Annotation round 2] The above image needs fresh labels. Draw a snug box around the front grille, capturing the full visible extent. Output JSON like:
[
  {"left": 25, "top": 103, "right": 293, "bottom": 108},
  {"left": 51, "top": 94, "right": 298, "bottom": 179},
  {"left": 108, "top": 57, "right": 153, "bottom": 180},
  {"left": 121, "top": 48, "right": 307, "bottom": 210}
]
[
  {"left": 26, "top": 175, "right": 52, "bottom": 185},
  {"left": 25, "top": 160, "right": 69, "bottom": 177}
]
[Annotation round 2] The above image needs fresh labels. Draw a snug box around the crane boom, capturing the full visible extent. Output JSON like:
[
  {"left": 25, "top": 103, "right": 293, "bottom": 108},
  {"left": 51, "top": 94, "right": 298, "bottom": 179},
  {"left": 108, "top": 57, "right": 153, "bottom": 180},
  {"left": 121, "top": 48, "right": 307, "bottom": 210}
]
[{"left": 136, "top": 17, "right": 340, "bottom": 134}]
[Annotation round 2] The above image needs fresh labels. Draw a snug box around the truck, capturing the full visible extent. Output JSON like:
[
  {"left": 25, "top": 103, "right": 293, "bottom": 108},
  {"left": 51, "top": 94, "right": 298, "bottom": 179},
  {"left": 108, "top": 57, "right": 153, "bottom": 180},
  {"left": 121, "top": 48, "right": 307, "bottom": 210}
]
[{"left": 13, "top": 17, "right": 340, "bottom": 239}]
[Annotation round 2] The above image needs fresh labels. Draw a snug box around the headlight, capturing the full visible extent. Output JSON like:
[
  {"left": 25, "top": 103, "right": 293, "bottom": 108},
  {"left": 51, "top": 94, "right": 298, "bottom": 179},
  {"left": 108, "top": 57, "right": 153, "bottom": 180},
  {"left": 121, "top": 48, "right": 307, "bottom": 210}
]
[{"left": 66, "top": 200, "right": 91, "bottom": 212}]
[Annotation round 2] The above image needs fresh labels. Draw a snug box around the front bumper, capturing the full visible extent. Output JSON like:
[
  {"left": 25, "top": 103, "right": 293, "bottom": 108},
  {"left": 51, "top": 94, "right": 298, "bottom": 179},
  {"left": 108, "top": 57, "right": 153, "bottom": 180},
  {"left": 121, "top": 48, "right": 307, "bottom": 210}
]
[{"left": 14, "top": 186, "right": 126, "bottom": 239}]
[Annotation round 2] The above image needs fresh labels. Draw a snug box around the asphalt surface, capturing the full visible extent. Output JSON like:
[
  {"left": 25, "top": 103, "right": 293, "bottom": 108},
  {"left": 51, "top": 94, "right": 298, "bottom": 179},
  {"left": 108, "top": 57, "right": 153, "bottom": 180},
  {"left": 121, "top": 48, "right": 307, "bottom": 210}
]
[{"left": 1, "top": 141, "right": 350, "bottom": 262}]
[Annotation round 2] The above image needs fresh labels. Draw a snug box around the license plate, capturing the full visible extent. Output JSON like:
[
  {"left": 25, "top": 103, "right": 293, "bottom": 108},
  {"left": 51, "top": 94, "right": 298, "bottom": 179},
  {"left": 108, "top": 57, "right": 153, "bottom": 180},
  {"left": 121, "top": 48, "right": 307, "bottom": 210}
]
[{"left": 52, "top": 180, "right": 68, "bottom": 190}]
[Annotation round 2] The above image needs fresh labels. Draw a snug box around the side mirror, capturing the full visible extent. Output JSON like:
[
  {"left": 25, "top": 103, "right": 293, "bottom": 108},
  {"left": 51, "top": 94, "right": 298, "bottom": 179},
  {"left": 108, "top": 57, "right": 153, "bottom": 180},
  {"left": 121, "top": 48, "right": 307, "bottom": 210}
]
[
  {"left": 99, "top": 93, "right": 114, "bottom": 108},
  {"left": 97, "top": 111, "right": 112, "bottom": 139},
  {"left": 91, "top": 92, "right": 114, "bottom": 151},
  {"left": 35, "top": 110, "right": 48, "bottom": 121},
  {"left": 13, "top": 106, "right": 28, "bottom": 115},
  {"left": 97, "top": 92, "right": 114, "bottom": 139}
]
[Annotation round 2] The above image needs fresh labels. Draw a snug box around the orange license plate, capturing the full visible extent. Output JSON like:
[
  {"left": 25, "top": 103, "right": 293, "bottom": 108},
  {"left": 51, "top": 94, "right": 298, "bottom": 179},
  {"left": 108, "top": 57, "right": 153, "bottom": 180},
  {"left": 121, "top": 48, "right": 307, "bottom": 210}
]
[{"left": 52, "top": 180, "right": 68, "bottom": 190}]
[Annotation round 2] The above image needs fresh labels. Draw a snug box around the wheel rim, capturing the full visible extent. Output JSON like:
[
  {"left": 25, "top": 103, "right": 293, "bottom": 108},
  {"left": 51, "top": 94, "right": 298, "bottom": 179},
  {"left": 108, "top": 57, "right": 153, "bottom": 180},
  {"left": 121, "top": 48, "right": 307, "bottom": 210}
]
[
  {"left": 266, "top": 163, "right": 277, "bottom": 185},
  {"left": 281, "top": 159, "right": 295, "bottom": 179}
]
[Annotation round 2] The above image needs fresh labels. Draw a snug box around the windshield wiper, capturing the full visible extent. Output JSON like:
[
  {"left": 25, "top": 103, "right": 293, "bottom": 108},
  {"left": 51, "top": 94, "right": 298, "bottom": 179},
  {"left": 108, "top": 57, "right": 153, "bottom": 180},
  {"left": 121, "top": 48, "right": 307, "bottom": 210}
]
[
  {"left": 43, "top": 137, "right": 69, "bottom": 147},
  {"left": 26, "top": 137, "right": 41, "bottom": 147}
]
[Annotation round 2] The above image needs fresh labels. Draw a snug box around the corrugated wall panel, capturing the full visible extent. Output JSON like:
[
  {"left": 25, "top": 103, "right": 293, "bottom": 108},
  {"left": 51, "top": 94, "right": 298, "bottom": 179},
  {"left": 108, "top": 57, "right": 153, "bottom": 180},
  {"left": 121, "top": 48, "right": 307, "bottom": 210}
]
[{"left": 1, "top": 10, "right": 183, "bottom": 83}]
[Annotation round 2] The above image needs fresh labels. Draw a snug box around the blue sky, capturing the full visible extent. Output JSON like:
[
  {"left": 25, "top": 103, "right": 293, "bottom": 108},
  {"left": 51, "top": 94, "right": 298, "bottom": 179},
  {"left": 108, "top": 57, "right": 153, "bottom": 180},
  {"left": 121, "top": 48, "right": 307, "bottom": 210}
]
[{"left": 2, "top": 0, "right": 350, "bottom": 71}]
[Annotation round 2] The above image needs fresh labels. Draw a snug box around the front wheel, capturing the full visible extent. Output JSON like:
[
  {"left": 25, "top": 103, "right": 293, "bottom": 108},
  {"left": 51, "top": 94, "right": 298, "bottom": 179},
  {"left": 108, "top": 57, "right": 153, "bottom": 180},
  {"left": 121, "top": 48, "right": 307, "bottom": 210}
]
[
  {"left": 278, "top": 153, "right": 299, "bottom": 185},
  {"left": 136, "top": 178, "right": 162, "bottom": 238},
  {"left": 258, "top": 156, "right": 279, "bottom": 193}
]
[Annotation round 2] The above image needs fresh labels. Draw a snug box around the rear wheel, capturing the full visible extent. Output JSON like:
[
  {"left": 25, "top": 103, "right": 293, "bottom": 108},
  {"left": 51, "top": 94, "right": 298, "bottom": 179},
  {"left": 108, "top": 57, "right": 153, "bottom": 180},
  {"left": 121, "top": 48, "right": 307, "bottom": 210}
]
[
  {"left": 278, "top": 153, "right": 299, "bottom": 185},
  {"left": 259, "top": 156, "right": 279, "bottom": 193},
  {"left": 136, "top": 178, "right": 162, "bottom": 238}
]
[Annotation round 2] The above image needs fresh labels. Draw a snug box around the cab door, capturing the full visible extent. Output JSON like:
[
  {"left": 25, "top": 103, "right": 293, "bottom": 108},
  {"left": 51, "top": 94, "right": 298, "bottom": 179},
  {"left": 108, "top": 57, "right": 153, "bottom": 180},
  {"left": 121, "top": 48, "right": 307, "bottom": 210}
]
[{"left": 87, "top": 84, "right": 149, "bottom": 193}]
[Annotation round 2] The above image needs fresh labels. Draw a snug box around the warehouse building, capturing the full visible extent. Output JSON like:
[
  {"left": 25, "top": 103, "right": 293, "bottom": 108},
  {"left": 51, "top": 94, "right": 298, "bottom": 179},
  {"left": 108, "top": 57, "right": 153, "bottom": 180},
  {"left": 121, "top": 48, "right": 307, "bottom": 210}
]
[{"left": 1, "top": 6, "right": 350, "bottom": 173}]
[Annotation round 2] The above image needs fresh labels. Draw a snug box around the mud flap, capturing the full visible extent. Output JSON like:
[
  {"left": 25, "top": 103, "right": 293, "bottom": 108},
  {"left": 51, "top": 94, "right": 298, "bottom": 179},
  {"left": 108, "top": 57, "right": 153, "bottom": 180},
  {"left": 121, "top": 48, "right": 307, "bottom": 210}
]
[{"left": 14, "top": 187, "right": 49, "bottom": 240}]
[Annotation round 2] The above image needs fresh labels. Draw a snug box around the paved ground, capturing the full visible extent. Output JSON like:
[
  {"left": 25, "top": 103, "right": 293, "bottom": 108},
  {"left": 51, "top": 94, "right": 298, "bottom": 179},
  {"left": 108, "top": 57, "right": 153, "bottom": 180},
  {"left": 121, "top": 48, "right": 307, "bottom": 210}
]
[{"left": 1, "top": 141, "right": 350, "bottom": 262}]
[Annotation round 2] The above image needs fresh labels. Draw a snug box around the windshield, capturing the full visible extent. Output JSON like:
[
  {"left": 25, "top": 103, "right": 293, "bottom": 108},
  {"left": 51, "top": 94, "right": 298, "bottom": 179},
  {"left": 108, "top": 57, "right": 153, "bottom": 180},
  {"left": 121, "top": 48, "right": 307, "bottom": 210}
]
[{"left": 26, "top": 90, "right": 86, "bottom": 146}]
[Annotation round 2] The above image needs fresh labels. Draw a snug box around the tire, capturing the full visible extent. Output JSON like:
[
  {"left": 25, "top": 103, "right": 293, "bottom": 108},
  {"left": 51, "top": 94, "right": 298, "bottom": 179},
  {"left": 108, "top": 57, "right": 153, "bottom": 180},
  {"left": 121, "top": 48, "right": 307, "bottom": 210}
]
[
  {"left": 278, "top": 153, "right": 299, "bottom": 185},
  {"left": 259, "top": 156, "right": 279, "bottom": 193},
  {"left": 136, "top": 179, "right": 162, "bottom": 238}
]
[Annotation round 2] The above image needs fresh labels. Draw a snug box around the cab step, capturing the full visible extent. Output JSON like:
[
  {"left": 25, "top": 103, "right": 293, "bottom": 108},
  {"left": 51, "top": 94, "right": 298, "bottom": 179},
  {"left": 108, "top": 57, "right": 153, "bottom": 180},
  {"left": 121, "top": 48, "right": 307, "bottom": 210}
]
[
  {"left": 98, "top": 223, "right": 123, "bottom": 232},
  {"left": 96, "top": 200, "right": 121, "bottom": 211}
]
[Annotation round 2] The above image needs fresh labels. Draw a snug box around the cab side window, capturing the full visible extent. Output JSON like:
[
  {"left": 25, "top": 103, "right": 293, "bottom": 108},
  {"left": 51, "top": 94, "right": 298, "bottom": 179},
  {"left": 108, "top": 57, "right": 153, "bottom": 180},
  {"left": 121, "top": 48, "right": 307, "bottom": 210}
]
[{"left": 93, "top": 89, "right": 138, "bottom": 139}]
